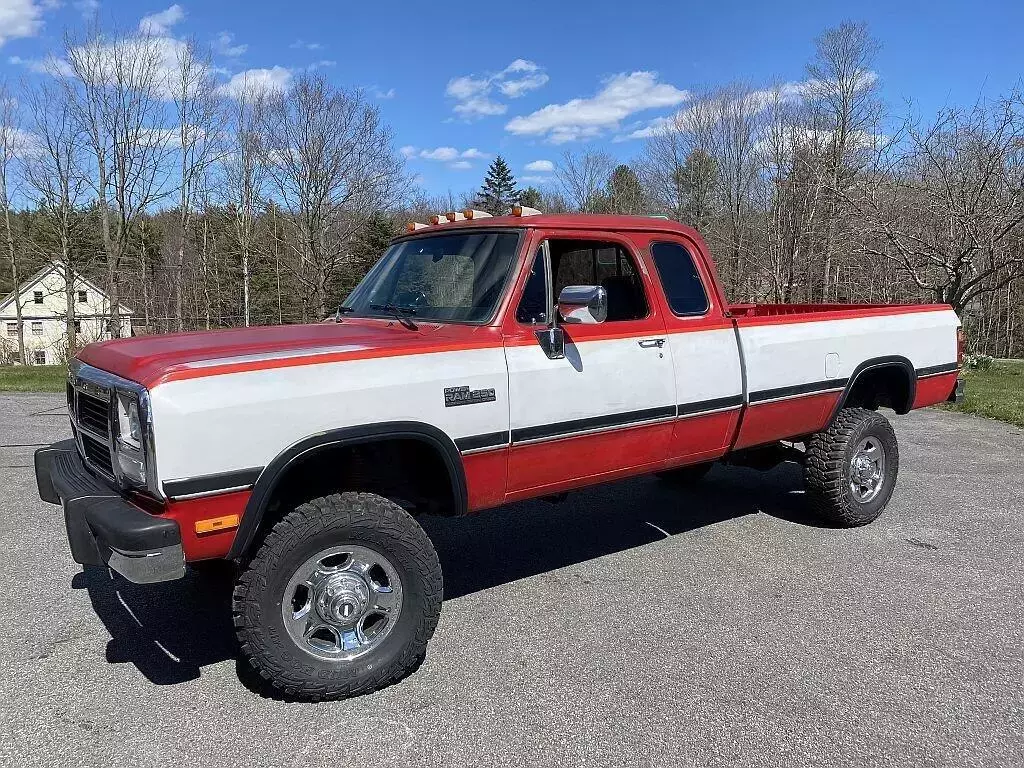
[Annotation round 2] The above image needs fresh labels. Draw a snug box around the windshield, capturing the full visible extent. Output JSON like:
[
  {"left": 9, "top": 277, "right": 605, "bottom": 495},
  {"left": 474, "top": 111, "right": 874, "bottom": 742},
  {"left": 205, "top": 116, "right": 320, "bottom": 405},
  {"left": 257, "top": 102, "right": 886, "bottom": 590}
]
[{"left": 342, "top": 230, "right": 522, "bottom": 324}]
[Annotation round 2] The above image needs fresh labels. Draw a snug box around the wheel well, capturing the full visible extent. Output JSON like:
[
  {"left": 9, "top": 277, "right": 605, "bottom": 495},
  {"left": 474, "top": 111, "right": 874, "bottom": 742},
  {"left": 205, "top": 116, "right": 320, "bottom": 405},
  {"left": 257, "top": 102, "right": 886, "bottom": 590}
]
[
  {"left": 841, "top": 363, "right": 914, "bottom": 415},
  {"left": 230, "top": 427, "right": 465, "bottom": 560}
]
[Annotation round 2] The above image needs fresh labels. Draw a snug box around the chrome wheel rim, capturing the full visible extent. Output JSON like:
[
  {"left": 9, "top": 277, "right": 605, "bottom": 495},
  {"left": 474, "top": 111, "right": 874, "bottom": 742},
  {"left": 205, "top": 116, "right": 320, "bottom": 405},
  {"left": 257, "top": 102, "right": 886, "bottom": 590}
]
[
  {"left": 281, "top": 544, "right": 403, "bottom": 662},
  {"left": 849, "top": 437, "right": 886, "bottom": 503}
]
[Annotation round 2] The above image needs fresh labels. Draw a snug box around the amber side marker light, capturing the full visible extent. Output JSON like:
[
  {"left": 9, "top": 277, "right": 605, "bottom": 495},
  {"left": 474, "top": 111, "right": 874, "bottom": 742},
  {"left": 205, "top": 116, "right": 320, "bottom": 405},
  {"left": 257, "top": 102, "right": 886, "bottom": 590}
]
[
  {"left": 462, "top": 209, "right": 492, "bottom": 220},
  {"left": 445, "top": 211, "right": 466, "bottom": 222},
  {"left": 195, "top": 514, "right": 240, "bottom": 535},
  {"left": 510, "top": 205, "right": 542, "bottom": 217},
  {"left": 406, "top": 222, "right": 428, "bottom": 232}
]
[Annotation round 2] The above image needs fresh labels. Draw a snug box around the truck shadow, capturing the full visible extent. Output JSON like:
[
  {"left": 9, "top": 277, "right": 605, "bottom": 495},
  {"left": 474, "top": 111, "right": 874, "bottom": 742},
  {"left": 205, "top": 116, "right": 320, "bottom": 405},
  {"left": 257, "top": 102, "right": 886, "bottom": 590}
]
[{"left": 72, "top": 461, "right": 824, "bottom": 692}]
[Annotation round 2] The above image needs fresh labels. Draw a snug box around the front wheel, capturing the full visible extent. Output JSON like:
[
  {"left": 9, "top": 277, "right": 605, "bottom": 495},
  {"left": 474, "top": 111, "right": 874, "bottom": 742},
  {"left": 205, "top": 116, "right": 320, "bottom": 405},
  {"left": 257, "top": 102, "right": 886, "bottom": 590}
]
[
  {"left": 233, "top": 492, "right": 442, "bottom": 700},
  {"left": 804, "top": 407, "right": 899, "bottom": 527}
]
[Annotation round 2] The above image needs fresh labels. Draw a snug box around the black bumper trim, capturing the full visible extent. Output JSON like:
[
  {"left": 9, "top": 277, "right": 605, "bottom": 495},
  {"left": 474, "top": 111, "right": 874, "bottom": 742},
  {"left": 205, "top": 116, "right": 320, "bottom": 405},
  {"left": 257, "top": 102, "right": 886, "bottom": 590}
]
[{"left": 35, "top": 440, "right": 185, "bottom": 583}]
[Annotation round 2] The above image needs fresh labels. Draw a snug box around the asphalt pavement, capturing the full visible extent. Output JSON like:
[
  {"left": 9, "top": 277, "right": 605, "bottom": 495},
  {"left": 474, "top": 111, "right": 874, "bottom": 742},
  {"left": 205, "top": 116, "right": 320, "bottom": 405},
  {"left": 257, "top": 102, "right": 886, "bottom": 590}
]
[{"left": 0, "top": 393, "right": 1021, "bottom": 767}]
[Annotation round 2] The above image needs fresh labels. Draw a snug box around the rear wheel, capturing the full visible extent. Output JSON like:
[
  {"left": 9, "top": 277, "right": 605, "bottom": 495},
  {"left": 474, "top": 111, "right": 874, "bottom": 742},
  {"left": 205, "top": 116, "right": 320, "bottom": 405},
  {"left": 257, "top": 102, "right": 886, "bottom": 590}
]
[
  {"left": 233, "top": 492, "right": 442, "bottom": 700},
  {"left": 656, "top": 462, "right": 714, "bottom": 485},
  {"left": 804, "top": 408, "right": 899, "bottom": 527}
]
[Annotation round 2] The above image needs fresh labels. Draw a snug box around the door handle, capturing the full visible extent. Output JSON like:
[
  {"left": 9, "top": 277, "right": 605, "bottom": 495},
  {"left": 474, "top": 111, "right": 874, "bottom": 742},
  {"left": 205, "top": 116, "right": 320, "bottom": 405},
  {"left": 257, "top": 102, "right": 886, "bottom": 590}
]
[{"left": 638, "top": 338, "right": 666, "bottom": 349}]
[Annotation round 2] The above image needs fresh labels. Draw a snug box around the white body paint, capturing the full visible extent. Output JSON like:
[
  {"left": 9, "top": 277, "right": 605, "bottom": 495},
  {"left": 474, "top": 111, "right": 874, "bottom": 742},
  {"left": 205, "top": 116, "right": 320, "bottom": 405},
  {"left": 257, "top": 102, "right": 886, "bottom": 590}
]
[{"left": 147, "top": 306, "right": 959, "bottom": 495}]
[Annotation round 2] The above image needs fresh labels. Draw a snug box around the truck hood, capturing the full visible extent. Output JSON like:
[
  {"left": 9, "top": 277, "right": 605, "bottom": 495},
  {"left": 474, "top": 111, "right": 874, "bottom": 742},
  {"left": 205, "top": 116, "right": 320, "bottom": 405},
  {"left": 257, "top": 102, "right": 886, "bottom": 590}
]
[{"left": 76, "top": 319, "right": 503, "bottom": 389}]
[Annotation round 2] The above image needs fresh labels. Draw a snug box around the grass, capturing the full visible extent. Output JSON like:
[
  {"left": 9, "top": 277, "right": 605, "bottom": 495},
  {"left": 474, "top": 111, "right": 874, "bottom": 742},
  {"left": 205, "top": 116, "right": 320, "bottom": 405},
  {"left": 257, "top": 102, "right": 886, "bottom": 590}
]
[
  {"left": 0, "top": 364, "right": 68, "bottom": 393},
  {"left": 941, "top": 359, "right": 1024, "bottom": 429}
]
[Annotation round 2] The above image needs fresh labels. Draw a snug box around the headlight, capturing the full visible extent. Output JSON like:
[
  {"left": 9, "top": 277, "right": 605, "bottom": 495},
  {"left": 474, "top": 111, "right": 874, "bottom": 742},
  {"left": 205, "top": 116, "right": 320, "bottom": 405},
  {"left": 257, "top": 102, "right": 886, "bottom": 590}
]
[{"left": 115, "top": 391, "right": 146, "bottom": 484}]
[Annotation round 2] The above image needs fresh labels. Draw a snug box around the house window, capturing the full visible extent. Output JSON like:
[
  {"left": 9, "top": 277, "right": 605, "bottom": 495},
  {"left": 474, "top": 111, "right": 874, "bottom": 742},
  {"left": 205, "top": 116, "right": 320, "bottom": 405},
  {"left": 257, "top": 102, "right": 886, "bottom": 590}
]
[
  {"left": 5, "top": 322, "right": 15, "bottom": 338},
  {"left": 77, "top": 290, "right": 87, "bottom": 303},
  {"left": 33, "top": 350, "right": 46, "bottom": 365},
  {"left": 33, "top": 291, "right": 43, "bottom": 304},
  {"left": 31, "top": 321, "right": 43, "bottom": 336},
  {"left": 73, "top": 320, "right": 82, "bottom": 334}
]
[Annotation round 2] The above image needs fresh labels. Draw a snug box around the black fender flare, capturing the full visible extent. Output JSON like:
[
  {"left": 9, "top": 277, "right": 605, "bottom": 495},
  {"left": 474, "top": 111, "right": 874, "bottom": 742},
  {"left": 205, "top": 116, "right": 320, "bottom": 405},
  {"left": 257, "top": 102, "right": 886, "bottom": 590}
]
[
  {"left": 827, "top": 355, "right": 917, "bottom": 424},
  {"left": 228, "top": 421, "right": 467, "bottom": 559}
]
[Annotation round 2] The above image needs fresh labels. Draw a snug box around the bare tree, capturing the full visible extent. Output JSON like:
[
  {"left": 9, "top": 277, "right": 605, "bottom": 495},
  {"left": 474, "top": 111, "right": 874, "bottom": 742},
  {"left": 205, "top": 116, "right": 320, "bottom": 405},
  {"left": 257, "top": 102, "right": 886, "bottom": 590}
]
[
  {"left": 221, "top": 79, "right": 269, "bottom": 327},
  {"left": 804, "top": 20, "right": 883, "bottom": 300},
  {"left": 553, "top": 149, "right": 615, "bottom": 213},
  {"left": 0, "top": 82, "right": 24, "bottom": 363},
  {"left": 23, "top": 78, "right": 92, "bottom": 356},
  {"left": 61, "top": 27, "right": 175, "bottom": 338},
  {"left": 170, "top": 39, "right": 222, "bottom": 331},
  {"left": 849, "top": 90, "right": 1024, "bottom": 314},
  {"left": 262, "top": 74, "right": 406, "bottom": 319}
]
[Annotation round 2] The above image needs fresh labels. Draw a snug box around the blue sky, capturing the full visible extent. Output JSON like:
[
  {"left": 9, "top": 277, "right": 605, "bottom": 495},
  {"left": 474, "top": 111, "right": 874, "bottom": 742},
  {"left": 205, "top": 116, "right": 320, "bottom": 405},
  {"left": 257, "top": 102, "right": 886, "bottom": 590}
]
[{"left": 1, "top": 0, "right": 1021, "bottom": 199}]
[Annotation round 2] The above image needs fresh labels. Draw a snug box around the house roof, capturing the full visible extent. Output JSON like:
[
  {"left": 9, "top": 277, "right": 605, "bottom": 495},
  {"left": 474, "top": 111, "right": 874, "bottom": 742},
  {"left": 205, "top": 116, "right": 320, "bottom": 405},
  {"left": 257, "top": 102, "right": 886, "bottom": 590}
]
[{"left": 0, "top": 259, "right": 134, "bottom": 316}]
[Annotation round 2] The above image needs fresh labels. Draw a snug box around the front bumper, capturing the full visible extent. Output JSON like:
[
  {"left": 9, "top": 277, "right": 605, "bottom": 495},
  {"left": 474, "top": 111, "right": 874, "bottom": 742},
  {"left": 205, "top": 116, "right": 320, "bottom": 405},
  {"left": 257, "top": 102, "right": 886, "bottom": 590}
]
[
  {"left": 35, "top": 440, "right": 185, "bottom": 584},
  {"left": 948, "top": 377, "right": 965, "bottom": 404}
]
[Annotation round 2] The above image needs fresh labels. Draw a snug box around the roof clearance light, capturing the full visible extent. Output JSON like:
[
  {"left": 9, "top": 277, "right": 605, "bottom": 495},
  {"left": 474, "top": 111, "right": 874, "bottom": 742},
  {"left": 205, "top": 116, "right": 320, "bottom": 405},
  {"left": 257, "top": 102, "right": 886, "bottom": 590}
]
[
  {"left": 429, "top": 214, "right": 445, "bottom": 225},
  {"left": 406, "top": 222, "right": 429, "bottom": 232},
  {"left": 462, "top": 209, "right": 492, "bottom": 220},
  {"left": 445, "top": 211, "right": 466, "bottom": 222},
  {"left": 511, "top": 205, "right": 542, "bottom": 217}
]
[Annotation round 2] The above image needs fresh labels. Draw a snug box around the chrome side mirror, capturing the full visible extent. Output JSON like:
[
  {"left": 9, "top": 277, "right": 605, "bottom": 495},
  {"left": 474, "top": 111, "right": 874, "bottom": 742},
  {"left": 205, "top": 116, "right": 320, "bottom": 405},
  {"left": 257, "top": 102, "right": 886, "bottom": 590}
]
[
  {"left": 535, "top": 326, "right": 564, "bottom": 360},
  {"left": 558, "top": 285, "right": 608, "bottom": 324}
]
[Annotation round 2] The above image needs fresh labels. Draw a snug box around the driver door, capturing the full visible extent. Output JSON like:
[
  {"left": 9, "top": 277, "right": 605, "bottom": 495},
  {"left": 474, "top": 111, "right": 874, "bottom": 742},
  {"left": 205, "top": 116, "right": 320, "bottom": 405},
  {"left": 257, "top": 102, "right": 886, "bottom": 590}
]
[{"left": 502, "top": 231, "right": 675, "bottom": 501}]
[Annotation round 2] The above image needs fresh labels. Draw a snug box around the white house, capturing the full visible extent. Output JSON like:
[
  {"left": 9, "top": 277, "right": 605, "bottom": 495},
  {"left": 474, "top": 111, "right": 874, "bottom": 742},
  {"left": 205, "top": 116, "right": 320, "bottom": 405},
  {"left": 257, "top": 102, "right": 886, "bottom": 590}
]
[{"left": 0, "top": 260, "right": 133, "bottom": 365}]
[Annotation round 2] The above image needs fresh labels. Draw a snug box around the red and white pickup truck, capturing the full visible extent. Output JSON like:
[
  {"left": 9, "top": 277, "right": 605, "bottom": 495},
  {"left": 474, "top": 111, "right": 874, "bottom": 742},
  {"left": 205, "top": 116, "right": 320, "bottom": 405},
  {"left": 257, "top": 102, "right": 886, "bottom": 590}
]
[{"left": 36, "top": 210, "right": 962, "bottom": 700}]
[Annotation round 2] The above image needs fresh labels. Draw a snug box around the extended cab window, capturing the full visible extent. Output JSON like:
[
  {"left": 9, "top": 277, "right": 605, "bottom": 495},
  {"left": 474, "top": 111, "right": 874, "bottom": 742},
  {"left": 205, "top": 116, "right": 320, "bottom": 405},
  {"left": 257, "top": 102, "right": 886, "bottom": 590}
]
[
  {"left": 343, "top": 231, "right": 520, "bottom": 324},
  {"left": 650, "top": 241, "right": 709, "bottom": 316}
]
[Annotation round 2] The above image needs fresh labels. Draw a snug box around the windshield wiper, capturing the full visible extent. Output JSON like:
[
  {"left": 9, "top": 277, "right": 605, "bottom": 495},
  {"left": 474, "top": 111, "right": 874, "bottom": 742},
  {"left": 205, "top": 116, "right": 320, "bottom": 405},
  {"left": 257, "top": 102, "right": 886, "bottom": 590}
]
[{"left": 370, "top": 302, "right": 418, "bottom": 330}]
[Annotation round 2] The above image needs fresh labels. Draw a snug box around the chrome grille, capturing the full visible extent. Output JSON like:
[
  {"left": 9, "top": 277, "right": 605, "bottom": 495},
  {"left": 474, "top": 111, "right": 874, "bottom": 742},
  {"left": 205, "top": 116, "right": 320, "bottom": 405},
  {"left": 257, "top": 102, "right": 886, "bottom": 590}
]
[{"left": 76, "top": 391, "right": 110, "bottom": 437}]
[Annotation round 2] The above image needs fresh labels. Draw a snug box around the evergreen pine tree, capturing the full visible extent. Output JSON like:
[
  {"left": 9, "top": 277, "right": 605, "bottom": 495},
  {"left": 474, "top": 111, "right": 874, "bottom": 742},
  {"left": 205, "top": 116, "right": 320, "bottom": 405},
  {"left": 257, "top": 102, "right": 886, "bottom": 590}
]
[{"left": 474, "top": 156, "right": 519, "bottom": 215}]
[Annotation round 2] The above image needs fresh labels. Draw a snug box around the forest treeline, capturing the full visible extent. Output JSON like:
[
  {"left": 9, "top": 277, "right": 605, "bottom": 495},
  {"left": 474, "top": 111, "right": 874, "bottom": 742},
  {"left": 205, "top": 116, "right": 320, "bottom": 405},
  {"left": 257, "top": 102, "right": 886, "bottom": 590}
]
[{"left": 0, "top": 19, "right": 1021, "bottom": 362}]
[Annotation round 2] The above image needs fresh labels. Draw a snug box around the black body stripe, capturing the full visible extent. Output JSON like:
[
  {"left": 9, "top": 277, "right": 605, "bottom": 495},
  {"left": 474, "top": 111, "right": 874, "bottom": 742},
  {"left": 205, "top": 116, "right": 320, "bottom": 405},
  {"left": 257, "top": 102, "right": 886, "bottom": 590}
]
[
  {"left": 455, "top": 431, "right": 509, "bottom": 453},
  {"left": 678, "top": 394, "right": 744, "bottom": 416},
  {"left": 511, "top": 405, "right": 676, "bottom": 444},
  {"left": 164, "top": 466, "right": 263, "bottom": 498},
  {"left": 916, "top": 362, "right": 959, "bottom": 377},
  {"left": 749, "top": 378, "right": 848, "bottom": 403}
]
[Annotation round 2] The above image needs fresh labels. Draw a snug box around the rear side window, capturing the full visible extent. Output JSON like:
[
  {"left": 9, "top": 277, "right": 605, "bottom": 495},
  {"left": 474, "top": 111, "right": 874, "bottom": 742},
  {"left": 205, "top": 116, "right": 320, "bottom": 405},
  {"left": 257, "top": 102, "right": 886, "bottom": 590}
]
[{"left": 650, "top": 241, "right": 709, "bottom": 316}]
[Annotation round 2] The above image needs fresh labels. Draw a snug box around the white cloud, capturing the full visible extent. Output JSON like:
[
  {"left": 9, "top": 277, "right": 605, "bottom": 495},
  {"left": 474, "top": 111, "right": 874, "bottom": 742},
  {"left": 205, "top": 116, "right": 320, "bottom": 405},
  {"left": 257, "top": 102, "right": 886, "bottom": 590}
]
[
  {"left": 521, "top": 174, "right": 553, "bottom": 185},
  {"left": 138, "top": 4, "right": 185, "bottom": 35},
  {"left": 446, "top": 58, "right": 548, "bottom": 119},
  {"left": 369, "top": 86, "right": 395, "bottom": 99},
  {"left": 524, "top": 159, "right": 553, "bottom": 172},
  {"left": 0, "top": 0, "right": 45, "bottom": 46},
  {"left": 506, "top": 71, "right": 689, "bottom": 144},
  {"left": 454, "top": 97, "right": 505, "bottom": 118},
  {"left": 419, "top": 146, "right": 459, "bottom": 162},
  {"left": 218, "top": 66, "right": 291, "bottom": 99},
  {"left": 72, "top": 0, "right": 98, "bottom": 17},
  {"left": 289, "top": 39, "right": 322, "bottom": 51},
  {"left": 212, "top": 31, "right": 246, "bottom": 58},
  {"left": 0, "top": 126, "right": 41, "bottom": 158},
  {"left": 9, "top": 53, "right": 71, "bottom": 76},
  {"left": 402, "top": 146, "right": 490, "bottom": 168},
  {"left": 306, "top": 59, "right": 336, "bottom": 71}
]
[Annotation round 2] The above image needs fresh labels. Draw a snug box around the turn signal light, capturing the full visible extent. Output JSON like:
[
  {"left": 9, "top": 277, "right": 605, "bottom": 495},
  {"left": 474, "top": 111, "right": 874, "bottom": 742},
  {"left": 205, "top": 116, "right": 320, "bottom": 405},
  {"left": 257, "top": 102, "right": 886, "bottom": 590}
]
[{"left": 195, "top": 514, "right": 240, "bottom": 535}]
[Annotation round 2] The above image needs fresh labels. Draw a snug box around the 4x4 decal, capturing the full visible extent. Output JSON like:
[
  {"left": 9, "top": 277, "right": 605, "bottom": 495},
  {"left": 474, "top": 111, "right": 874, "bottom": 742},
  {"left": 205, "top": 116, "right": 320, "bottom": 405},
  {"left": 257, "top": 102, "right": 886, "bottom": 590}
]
[{"left": 444, "top": 385, "right": 496, "bottom": 407}]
